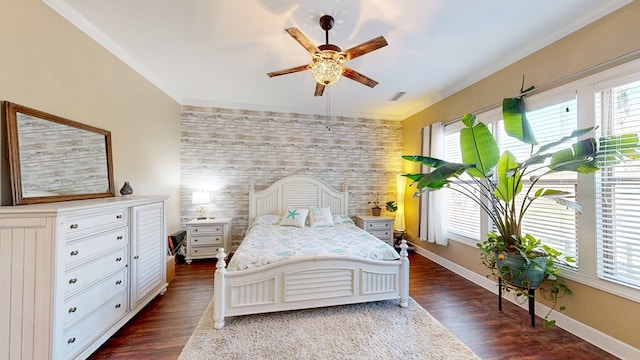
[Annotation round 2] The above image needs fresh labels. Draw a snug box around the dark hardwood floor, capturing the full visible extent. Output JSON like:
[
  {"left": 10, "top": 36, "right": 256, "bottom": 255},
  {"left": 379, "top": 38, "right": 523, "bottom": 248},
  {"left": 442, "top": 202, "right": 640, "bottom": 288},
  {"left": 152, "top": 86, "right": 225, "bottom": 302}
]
[{"left": 90, "top": 253, "right": 617, "bottom": 360}]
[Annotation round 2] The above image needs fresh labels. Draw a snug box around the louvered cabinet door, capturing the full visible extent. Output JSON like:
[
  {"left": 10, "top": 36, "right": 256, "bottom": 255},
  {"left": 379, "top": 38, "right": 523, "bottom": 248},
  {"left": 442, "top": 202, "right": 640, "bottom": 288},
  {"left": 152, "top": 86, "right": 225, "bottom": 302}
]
[{"left": 129, "top": 201, "right": 166, "bottom": 308}]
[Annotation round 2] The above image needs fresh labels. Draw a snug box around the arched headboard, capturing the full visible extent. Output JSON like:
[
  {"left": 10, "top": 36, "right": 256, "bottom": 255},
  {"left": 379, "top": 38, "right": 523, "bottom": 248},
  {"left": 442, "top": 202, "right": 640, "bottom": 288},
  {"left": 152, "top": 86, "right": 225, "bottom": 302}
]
[{"left": 248, "top": 175, "right": 348, "bottom": 224}]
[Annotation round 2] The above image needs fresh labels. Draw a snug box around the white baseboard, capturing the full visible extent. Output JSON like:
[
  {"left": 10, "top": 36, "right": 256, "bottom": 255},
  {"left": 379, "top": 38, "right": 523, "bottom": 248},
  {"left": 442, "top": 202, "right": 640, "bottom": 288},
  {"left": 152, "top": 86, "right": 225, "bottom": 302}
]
[{"left": 411, "top": 244, "right": 640, "bottom": 360}]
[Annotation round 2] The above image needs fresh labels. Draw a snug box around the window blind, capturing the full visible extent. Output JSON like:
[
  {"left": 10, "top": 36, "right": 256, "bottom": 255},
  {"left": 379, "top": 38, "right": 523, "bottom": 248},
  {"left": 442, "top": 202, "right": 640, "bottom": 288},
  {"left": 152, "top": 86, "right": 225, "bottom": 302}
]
[{"left": 595, "top": 79, "right": 640, "bottom": 289}]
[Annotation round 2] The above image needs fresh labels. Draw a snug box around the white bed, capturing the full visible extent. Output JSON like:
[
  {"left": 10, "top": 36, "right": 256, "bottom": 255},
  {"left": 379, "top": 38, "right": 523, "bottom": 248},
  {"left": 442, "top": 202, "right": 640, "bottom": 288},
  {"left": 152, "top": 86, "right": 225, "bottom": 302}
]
[{"left": 213, "top": 175, "right": 410, "bottom": 329}]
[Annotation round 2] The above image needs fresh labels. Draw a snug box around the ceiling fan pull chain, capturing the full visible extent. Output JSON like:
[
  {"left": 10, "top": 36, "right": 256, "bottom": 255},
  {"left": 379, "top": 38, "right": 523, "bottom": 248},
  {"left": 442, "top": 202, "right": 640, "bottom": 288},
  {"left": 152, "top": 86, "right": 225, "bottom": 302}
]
[{"left": 326, "top": 86, "right": 331, "bottom": 131}]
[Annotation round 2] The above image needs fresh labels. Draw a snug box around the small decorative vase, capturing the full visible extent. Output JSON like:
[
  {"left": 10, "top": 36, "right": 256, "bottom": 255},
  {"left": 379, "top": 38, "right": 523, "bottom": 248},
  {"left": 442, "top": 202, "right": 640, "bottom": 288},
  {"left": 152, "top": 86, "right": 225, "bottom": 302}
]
[
  {"left": 371, "top": 207, "right": 382, "bottom": 216},
  {"left": 120, "top": 181, "right": 133, "bottom": 196}
]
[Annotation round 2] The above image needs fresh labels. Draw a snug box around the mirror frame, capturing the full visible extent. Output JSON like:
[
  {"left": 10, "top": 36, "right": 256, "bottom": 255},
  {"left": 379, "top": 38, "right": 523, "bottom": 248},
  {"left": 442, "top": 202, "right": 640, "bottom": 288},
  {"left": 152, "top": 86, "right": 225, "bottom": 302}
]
[{"left": 3, "top": 101, "right": 115, "bottom": 205}]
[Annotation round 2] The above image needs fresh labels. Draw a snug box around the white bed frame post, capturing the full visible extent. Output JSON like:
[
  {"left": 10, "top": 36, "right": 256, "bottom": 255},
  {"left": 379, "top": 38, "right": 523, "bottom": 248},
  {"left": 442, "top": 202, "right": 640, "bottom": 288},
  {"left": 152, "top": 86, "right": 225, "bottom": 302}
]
[
  {"left": 213, "top": 248, "right": 227, "bottom": 329},
  {"left": 399, "top": 240, "right": 410, "bottom": 308}
]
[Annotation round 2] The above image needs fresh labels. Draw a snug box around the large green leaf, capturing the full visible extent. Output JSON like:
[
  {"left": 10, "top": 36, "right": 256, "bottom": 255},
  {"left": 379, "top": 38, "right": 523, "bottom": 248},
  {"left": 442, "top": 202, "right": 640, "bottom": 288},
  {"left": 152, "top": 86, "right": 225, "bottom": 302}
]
[
  {"left": 597, "top": 133, "right": 640, "bottom": 166},
  {"left": 535, "top": 127, "right": 596, "bottom": 155},
  {"left": 549, "top": 138, "right": 599, "bottom": 173},
  {"left": 401, "top": 155, "right": 448, "bottom": 168},
  {"left": 404, "top": 162, "right": 476, "bottom": 191},
  {"left": 459, "top": 114, "right": 499, "bottom": 178},
  {"left": 533, "top": 188, "right": 583, "bottom": 214},
  {"left": 503, "top": 97, "right": 538, "bottom": 145},
  {"left": 494, "top": 151, "right": 521, "bottom": 203}
]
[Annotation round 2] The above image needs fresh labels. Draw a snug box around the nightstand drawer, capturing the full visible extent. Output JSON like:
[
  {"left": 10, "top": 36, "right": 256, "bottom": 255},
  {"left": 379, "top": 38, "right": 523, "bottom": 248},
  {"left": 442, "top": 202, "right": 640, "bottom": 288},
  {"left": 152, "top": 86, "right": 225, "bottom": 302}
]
[
  {"left": 366, "top": 221, "right": 392, "bottom": 231},
  {"left": 189, "top": 245, "right": 219, "bottom": 257},
  {"left": 369, "top": 230, "right": 392, "bottom": 240},
  {"left": 190, "top": 234, "right": 223, "bottom": 246},
  {"left": 189, "top": 225, "right": 223, "bottom": 235}
]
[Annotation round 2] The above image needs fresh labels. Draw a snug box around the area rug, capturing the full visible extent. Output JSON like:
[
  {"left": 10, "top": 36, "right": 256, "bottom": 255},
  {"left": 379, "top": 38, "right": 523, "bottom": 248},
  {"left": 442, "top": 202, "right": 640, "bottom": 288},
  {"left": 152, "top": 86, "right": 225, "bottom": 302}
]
[{"left": 178, "top": 298, "right": 480, "bottom": 360}]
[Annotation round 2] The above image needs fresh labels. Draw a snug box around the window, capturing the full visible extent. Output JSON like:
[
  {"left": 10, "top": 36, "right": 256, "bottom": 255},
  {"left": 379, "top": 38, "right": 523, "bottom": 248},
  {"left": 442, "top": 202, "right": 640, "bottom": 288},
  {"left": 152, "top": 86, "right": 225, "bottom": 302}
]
[
  {"left": 427, "top": 58, "right": 640, "bottom": 301},
  {"left": 595, "top": 79, "right": 640, "bottom": 289}
]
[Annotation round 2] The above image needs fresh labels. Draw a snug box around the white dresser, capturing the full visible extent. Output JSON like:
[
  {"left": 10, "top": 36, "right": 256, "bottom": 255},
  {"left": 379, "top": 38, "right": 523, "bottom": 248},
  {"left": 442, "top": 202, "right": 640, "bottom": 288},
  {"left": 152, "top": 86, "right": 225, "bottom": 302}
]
[
  {"left": 185, "top": 217, "right": 232, "bottom": 263},
  {"left": 355, "top": 215, "right": 394, "bottom": 247},
  {"left": 0, "top": 196, "right": 168, "bottom": 360}
]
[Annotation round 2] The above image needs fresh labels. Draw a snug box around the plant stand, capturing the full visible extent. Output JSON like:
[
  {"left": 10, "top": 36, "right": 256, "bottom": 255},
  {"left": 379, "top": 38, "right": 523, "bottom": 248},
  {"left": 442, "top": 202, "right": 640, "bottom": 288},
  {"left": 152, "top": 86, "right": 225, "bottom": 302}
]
[{"left": 498, "top": 278, "right": 536, "bottom": 327}]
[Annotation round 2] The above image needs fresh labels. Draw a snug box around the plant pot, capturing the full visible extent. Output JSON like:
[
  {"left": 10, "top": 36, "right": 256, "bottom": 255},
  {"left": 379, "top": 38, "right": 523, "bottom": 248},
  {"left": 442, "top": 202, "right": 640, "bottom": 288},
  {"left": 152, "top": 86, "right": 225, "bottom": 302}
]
[
  {"left": 495, "top": 251, "right": 547, "bottom": 289},
  {"left": 371, "top": 207, "right": 381, "bottom": 216}
]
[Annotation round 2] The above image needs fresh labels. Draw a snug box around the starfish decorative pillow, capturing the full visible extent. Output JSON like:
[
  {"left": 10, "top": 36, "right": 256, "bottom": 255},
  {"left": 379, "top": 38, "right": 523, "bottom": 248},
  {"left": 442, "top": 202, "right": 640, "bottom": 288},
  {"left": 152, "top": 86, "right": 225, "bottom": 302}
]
[{"left": 279, "top": 208, "right": 309, "bottom": 227}]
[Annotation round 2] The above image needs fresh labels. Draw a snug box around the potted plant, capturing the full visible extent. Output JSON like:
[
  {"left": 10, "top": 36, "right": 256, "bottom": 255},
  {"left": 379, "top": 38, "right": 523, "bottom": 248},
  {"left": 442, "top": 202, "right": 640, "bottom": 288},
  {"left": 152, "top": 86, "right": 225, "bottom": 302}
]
[
  {"left": 403, "top": 94, "right": 639, "bottom": 329},
  {"left": 368, "top": 194, "right": 382, "bottom": 216}
]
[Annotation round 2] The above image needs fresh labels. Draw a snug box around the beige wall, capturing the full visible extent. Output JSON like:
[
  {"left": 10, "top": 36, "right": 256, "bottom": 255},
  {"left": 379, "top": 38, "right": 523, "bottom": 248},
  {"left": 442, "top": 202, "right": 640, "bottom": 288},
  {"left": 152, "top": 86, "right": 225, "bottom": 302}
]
[
  {"left": 402, "top": 2, "right": 640, "bottom": 349},
  {"left": 0, "top": 0, "right": 182, "bottom": 232}
]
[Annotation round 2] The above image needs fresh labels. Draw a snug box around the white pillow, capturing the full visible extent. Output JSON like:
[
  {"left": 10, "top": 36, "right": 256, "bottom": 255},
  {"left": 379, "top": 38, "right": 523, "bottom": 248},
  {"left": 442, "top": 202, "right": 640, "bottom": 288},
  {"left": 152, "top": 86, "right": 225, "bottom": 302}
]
[
  {"left": 332, "top": 214, "right": 354, "bottom": 225},
  {"left": 252, "top": 215, "right": 281, "bottom": 226},
  {"left": 309, "top": 207, "right": 334, "bottom": 227},
  {"left": 279, "top": 208, "right": 309, "bottom": 227}
]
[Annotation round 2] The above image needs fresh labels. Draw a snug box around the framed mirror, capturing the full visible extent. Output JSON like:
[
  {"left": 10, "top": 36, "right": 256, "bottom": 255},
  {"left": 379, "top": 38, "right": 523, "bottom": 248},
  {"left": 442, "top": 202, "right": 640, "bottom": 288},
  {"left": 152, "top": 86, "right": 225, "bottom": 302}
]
[{"left": 3, "top": 101, "right": 115, "bottom": 205}]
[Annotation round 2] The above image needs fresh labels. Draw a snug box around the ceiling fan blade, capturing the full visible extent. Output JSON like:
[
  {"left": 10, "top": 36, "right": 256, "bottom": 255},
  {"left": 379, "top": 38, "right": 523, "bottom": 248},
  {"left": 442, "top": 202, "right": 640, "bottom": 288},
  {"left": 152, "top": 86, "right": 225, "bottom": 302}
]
[
  {"left": 285, "top": 28, "right": 320, "bottom": 54},
  {"left": 344, "top": 36, "right": 388, "bottom": 61},
  {"left": 314, "top": 82, "right": 326, "bottom": 96},
  {"left": 267, "top": 64, "right": 310, "bottom": 77},
  {"left": 342, "top": 66, "right": 379, "bottom": 88}
]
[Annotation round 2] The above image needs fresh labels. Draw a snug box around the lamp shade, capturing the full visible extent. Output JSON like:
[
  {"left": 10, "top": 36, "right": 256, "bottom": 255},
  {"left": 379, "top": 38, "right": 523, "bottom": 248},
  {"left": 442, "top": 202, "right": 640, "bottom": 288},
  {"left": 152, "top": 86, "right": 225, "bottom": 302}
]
[{"left": 191, "top": 191, "right": 210, "bottom": 205}]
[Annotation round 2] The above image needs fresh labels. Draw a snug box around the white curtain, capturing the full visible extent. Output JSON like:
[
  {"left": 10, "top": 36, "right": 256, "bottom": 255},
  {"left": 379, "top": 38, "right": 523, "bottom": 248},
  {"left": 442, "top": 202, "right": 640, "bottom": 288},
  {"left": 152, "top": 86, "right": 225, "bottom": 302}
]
[{"left": 419, "top": 123, "right": 448, "bottom": 246}]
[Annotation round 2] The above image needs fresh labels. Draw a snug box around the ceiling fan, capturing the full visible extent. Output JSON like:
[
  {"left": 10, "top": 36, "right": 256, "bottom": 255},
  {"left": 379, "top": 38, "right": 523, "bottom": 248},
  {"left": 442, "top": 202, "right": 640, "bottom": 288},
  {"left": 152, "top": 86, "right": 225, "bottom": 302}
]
[{"left": 267, "top": 15, "right": 388, "bottom": 96}]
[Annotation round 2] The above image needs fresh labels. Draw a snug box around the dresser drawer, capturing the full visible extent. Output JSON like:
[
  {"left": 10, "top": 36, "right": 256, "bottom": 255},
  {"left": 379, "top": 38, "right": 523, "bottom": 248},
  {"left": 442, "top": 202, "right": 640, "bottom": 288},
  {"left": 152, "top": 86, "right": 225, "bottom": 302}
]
[
  {"left": 64, "top": 247, "right": 127, "bottom": 297},
  {"left": 190, "top": 234, "right": 223, "bottom": 246},
  {"left": 188, "top": 245, "right": 219, "bottom": 257},
  {"left": 65, "top": 228, "right": 128, "bottom": 269},
  {"left": 65, "top": 208, "right": 128, "bottom": 239},
  {"left": 189, "top": 225, "right": 223, "bottom": 235},
  {"left": 63, "top": 269, "right": 127, "bottom": 328},
  {"left": 369, "top": 230, "right": 392, "bottom": 240},
  {"left": 365, "top": 221, "right": 392, "bottom": 231},
  {"left": 62, "top": 291, "right": 127, "bottom": 360}
]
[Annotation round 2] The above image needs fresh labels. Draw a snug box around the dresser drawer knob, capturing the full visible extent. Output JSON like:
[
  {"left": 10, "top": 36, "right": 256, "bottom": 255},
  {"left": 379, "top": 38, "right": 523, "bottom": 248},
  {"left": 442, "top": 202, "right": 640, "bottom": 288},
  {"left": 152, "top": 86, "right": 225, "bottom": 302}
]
[
  {"left": 115, "top": 303, "right": 122, "bottom": 309},
  {"left": 67, "top": 337, "right": 76, "bottom": 344},
  {"left": 70, "top": 250, "right": 79, "bottom": 256},
  {"left": 116, "top": 214, "right": 123, "bottom": 219},
  {"left": 115, "top": 257, "right": 122, "bottom": 262},
  {"left": 116, "top": 280, "right": 122, "bottom": 285},
  {"left": 69, "top": 278, "right": 77, "bottom": 284},
  {"left": 194, "top": 239, "right": 198, "bottom": 242},
  {"left": 68, "top": 306, "right": 77, "bottom": 313},
  {"left": 194, "top": 228, "right": 198, "bottom": 232},
  {"left": 117, "top": 235, "right": 123, "bottom": 240},
  {"left": 69, "top": 224, "right": 78, "bottom": 229},
  {"left": 194, "top": 250, "right": 198, "bottom": 253}
]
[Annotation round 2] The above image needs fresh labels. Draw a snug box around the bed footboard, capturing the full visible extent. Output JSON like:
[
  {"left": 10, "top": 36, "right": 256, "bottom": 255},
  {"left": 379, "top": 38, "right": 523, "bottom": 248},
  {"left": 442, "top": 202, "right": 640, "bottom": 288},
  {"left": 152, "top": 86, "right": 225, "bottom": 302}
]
[{"left": 213, "top": 241, "right": 409, "bottom": 329}]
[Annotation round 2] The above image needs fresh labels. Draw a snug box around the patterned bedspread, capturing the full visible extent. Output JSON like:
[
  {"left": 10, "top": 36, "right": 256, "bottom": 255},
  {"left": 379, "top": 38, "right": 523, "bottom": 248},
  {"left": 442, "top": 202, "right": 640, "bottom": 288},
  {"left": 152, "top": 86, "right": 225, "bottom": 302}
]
[{"left": 227, "top": 216, "right": 400, "bottom": 271}]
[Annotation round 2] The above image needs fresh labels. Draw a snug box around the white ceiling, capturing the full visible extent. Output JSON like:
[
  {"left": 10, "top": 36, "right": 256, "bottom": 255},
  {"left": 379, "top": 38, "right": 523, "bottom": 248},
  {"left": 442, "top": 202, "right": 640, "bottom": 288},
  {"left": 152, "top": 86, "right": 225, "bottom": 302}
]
[{"left": 45, "top": 0, "right": 631, "bottom": 120}]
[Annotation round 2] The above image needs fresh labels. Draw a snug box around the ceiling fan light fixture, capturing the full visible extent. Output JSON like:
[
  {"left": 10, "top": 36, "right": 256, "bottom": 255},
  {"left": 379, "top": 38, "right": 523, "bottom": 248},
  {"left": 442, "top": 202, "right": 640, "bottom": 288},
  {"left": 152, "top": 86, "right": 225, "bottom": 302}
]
[{"left": 311, "top": 50, "right": 344, "bottom": 85}]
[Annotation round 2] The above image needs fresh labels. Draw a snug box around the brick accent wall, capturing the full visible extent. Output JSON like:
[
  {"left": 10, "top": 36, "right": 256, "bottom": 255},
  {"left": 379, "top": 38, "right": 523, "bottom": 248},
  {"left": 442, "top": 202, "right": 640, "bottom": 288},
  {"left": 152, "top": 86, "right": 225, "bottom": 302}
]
[{"left": 180, "top": 106, "right": 403, "bottom": 248}]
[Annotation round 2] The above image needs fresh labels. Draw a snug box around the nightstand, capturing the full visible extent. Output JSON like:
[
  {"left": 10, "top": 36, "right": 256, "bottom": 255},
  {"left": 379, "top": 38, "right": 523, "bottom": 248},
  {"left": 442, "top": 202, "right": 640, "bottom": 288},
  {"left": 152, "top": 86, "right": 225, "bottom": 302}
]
[
  {"left": 185, "top": 217, "right": 232, "bottom": 263},
  {"left": 355, "top": 215, "right": 394, "bottom": 247}
]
